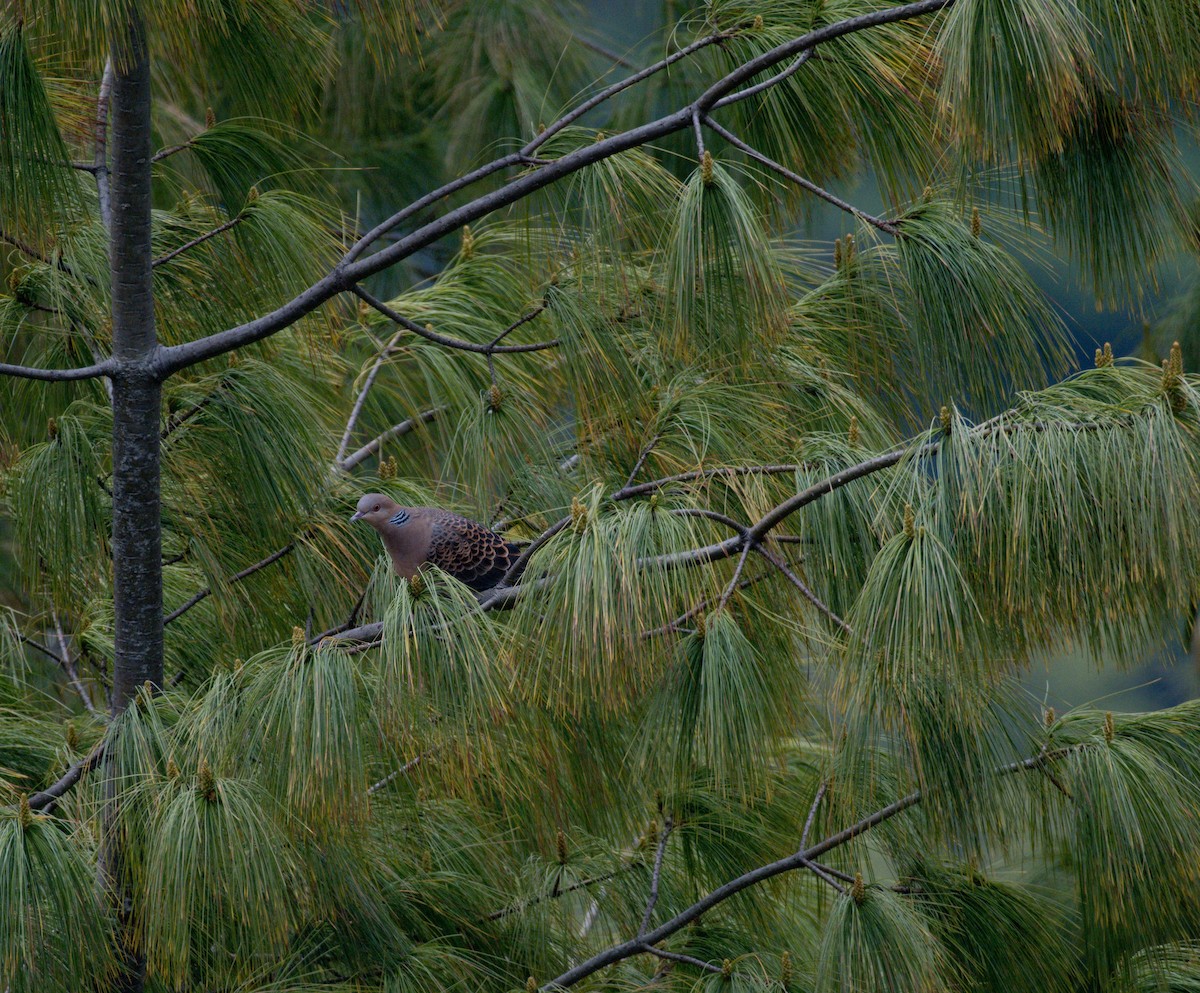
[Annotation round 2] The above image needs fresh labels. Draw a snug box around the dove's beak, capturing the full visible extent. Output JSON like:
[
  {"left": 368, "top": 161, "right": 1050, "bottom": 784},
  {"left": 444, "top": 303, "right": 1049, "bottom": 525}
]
[{"left": 349, "top": 510, "right": 365, "bottom": 523}]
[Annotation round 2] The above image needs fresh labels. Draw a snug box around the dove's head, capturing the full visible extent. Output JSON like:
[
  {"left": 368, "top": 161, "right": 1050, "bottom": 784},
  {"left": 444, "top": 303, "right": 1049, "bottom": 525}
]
[{"left": 350, "top": 492, "right": 401, "bottom": 528}]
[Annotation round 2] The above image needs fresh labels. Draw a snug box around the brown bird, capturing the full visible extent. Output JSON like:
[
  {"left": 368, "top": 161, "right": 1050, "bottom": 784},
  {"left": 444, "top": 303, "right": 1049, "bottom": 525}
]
[{"left": 350, "top": 492, "right": 521, "bottom": 592}]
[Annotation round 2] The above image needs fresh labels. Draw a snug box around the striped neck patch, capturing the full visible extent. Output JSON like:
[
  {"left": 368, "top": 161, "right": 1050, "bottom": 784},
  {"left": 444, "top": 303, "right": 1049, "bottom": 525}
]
[{"left": 388, "top": 508, "right": 410, "bottom": 527}]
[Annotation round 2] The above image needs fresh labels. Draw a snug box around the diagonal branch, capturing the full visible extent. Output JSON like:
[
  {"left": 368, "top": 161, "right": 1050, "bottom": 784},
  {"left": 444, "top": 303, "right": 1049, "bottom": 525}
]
[
  {"left": 336, "top": 330, "right": 404, "bottom": 464},
  {"left": 154, "top": 0, "right": 956, "bottom": 376},
  {"left": 703, "top": 116, "right": 899, "bottom": 235},
  {"left": 541, "top": 743, "right": 1073, "bottom": 990},
  {"left": 638, "top": 817, "right": 674, "bottom": 937},
  {"left": 754, "top": 545, "right": 851, "bottom": 635},
  {"left": 337, "top": 406, "right": 441, "bottom": 472},
  {"left": 638, "top": 945, "right": 723, "bottom": 974},
  {"left": 163, "top": 541, "right": 298, "bottom": 625},
  {"left": 353, "top": 286, "right": 560, "bottom": 356},
  {"left": 152, "top": 212, "right": 247, "bottom": 268}
]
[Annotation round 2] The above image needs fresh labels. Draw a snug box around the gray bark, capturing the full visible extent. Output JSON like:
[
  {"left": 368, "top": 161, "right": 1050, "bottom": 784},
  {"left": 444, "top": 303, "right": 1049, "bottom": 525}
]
[{"left": 102, "top": 12, "right": 158, "bottom": 993}]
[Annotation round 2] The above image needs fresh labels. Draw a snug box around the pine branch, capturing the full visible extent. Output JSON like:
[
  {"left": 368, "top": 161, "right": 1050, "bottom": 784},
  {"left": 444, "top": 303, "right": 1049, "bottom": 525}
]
[
  {"left": 754, "top": 545, "right": 852, "bottom": 634},
  {"left": 152, "top": 212, "right": 247, "bottom": 268},
  {"left": 337, "top": 406, "right": 440, "bottom": 472},
  {"left": 541, "top": 743, "right": 1076, "bottom": 990},
  {"left": 638, "top": 817, "right": 674, "bottom": 937},
  {"left": 163, "top": 541, "right": 298, "bottom": 625},
  {"left": 702, "top": 116, "right": 899, "bottom": 234},
  {"left": 611, "top": 464, "right": 801, "bottom": 501},
  {"left": 0, "top": 358, "right": 114, "bottom": 382},
  {"left": 336, "top": 330, "right": 404, "bottom": 464},
  {"left": 93, "top": 59, "right": 114, "bottom": 231},
  {"left": 28, "top": 743, "right": 106, "bottom": 812},
  {"left": 154, "top": 0, "right": 957, "bottom": 375},
  {"left": 352, "top": 286, "right": 560, "bottom": 357}
]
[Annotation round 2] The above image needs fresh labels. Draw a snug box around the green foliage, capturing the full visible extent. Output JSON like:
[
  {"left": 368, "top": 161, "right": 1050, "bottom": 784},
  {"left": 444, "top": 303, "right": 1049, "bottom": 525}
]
[{"left": 3, "top": 3, "right": 1200, "bottom": 993}]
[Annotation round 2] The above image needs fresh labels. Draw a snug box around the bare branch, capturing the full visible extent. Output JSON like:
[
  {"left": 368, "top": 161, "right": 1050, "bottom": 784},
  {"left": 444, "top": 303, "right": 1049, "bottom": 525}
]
[
  {"left": 0, "top": 357, "right": 114, "bottom": 382},
  {"left": 703, "top": 116, "right": 899, "bottom": 235},
  {"left": 754, "top": 545, "right": 852, "bottom": 635},
  {"left": 524, "top": 30, "right": 738, "bottom": 157},
  {"left": 337, "top": 406, "right": 441, "bottom": 473},
  {"left": 800, "top": 781, "right": 827, "bottom": 850},
  {"left": 611, "top": 464, "right": 800, "bottom": 501},
  {"left": 28, "top": 743, "right": 106, "bottom": 812},
  {"left": 53, "top": 612, "right": 100, "bottom": 717},
  {"left": 542, "top": 742, "right": 1071, "bottom": 991},
  {"left": 353, "top": 286, "right": 560, "bottom": 357},
  {"left": 94, "top": 60, "right": 114, "bottom": 230},
  {"left": 713, "top": 49, "right": 814, "bottom": 109},
  {"left": 367, "top": 752, "right": 425, "bottom": 795},
  {"left": 152, "top": 212, "right": 246, "bottom": 268},
  {"left": 150, "top": 140, "right": 192, "bottom": 163},
  {"left": 638, "top": 945, "right": 723, "bottom": 974},
  {"left": 639, "top": 817, "right": 674, "bottom": 937},
  {"left": 573, "top": 34, "right": 637, "bottom": 69},
  {"left": 336, "top": 330, "right": 403, "bottom": 464},
  {"left": 623, "top": 432, "right": 663, "bottom": 490},
  {"left": 716, "top": 543, "right": 754, "bottom": 611},
  {"left": 155, "top": 0, "right": 953, "bottom": 375},
  {"left": 163, "top": 541, "right": 297, "bottom": 626}
]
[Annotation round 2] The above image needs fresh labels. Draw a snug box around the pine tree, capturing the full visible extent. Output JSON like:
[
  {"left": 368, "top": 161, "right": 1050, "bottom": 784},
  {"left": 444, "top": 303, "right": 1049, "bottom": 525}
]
[{"left": 2, "top": 2, "right": 1200, "bottom": 992}]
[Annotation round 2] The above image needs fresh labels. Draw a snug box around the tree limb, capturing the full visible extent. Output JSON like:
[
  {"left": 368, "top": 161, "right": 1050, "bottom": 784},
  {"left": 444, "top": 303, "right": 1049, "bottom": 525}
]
[
  {"left": 337, "top": 406, "right": 440, "bottom": 472},
  {"left": 352, "top": 286, "right": 560, "bottom": 357},
  {"left": 703, "top": 116, "right": 899, "bottom": 234},
  {"left": 153, "top": 0, "right": 956, "bottom": 376},
  {"left": 152, "top": 212, "right": 247, "bottom": 268},
  {"left": 541, "top": 743, "right": 1072, "bottom": 990}
]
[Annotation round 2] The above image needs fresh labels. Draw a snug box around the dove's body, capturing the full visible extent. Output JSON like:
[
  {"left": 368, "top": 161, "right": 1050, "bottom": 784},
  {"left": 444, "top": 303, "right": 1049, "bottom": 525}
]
[{"left": 351, "top": 494, "right": 519, "bottom": 591}]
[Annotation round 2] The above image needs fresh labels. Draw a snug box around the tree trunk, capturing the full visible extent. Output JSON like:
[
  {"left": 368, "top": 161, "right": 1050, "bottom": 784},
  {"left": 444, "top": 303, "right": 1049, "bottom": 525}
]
[
  {"left": 102, "top": 11, "right": 159, "bottom": 992},
  {"left": 107, "top": 10, "right": 162, "bottom": 708}
]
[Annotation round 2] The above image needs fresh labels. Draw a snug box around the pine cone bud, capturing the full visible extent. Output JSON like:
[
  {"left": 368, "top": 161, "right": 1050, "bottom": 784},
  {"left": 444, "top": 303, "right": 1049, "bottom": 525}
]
[
  {"left": 18, "top": 795, "right": 31, "bottom": 829},
  {"left": 848, "top": 415, "right": 860, "bottom": 446},
  {"left": 970, "top": 206, "right": 981, "bottom": 238},
  {"left": 851, "top": 872, "right": 866, "bottom": 904},
  {"left": 198, "top": 757, "right": 216, "bottom": 802},
  {"left": 556, "top": 827, "right": 568, "bottom": 865},
  {"left": 903, "top": 504, "right": 915, "bottom": 540},
  {"left": 461, "top": 225, "right": 475, "bottom": 259},
  {"left": 205, "top": 106, "right": 216, "bottom": 129},
  {"left": 1103, "top": 711, "right": 1115, "bottom": 744},
  {"left": 700, "top": 150, "right": 714, "bottom": 187}
]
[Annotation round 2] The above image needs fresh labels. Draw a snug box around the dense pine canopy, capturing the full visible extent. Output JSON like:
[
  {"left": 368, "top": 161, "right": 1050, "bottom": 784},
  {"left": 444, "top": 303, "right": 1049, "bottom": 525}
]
[{"left": 2, "top": 2, "right": 1200, "bottom": 992}]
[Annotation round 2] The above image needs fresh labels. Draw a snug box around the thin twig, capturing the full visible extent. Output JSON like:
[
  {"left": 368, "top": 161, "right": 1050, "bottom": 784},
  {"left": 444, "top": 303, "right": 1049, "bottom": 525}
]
[
  {"left": 93, "top": 60, "right": 114, "bottom": 231},
  {"left": 716, "top": 543, "right": 754, "bottom": 611},
  {"left": 623, "top": 432, "right": 663, "bottom": 490},
  {"left": 638, "top": 945, "right": 723, "bottom": 974},
  {"left": 542, "top": 741, "right": 1074, "bottom": 991},
  {"left": 712, "top": 49, "right": 814, "bottom": 109},
  {"left": 150, "top": 140, "right": 192, "bottom": 163},
  {"left": 18, "top": 634, "right": 64, "bottom": 665},
  {"left": 336, "top": 331, "right": 403, "bottom": 464},
  {"left": 152, "top": 212, "right": 246, "bottom": 268},
  {"left": 353, "top": 286, "right": 560, "bottom": 357},
  {"left": 495, "top": 514, "right": 572, "bottom": 588},
  {"left": 639, "top": 817, "right": 674, "bottom": 937},
  {"left": 367, "top": 752, "right": 426, "bottom": 795},
  {"left": 641, "top": 570, "right": 772, "bottom": 639},
  {"left": 754, "top": 545, "right": 851, "bottom": 635},
  {"left": 800, "top": 781, "right": 827, "bottom": 850},
  {"left": 163, "top": 541, "right": 297, "bottom": 625},
  {"left": 524, "top": 30, "right": 741, "bottom": 158},
  {"left": 337, "top": 407, "right": 441, "bottom": 472},
  {"left": 52, "top": 612, "right": 99, "bottom": 717},
  {"left": 702, "top": 116, "right": 899, "bottom": 235},
  {"left": 800, "top": 858, "right": 847, "bottom": 894},
  {"left": 611, "top": 464, "right": 800, "bottom": 501},
  {"left": 574, "top": 34, "right": 637, "bottom": 69}
]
